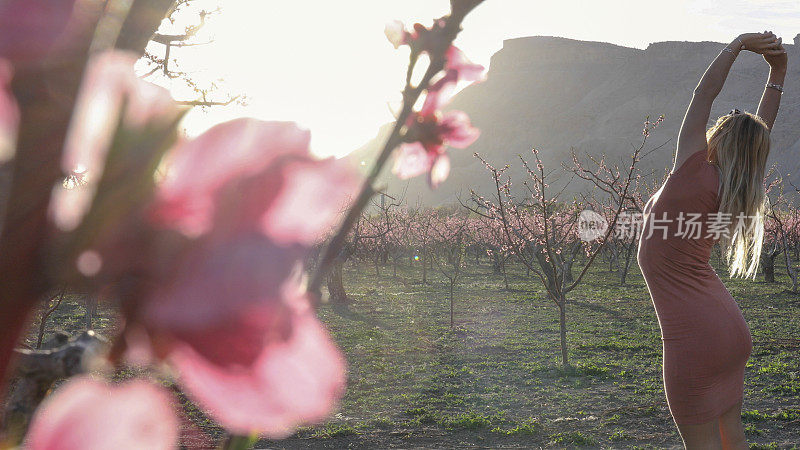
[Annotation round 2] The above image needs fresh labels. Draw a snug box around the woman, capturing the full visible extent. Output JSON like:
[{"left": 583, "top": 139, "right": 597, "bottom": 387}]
[{"left": 637, "top": 31, "right": 787, "bottom": 449}]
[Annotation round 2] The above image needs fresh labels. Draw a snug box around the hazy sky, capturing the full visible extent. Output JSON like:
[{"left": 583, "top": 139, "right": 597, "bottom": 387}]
[{"left": 147, "top": 0, "right": 799, "bottom": 158}]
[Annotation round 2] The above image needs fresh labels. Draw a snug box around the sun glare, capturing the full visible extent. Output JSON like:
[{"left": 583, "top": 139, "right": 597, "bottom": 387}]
[{"left": 148, "top": 0, "right": 798, "bottom": 159}]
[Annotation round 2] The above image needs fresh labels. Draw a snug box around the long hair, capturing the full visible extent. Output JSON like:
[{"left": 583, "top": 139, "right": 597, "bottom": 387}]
[{"left": 706, "top": 110, "right": 771, "bottom": 279}]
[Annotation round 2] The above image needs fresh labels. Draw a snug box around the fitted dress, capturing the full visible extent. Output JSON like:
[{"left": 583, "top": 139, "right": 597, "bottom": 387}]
[{"left": 636, "top": 148, "right": 753, "bottom": 425}]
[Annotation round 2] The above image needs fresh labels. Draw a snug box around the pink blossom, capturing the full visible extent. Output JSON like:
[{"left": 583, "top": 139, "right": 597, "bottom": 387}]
[
  {"left": 385, "top": 21, "right": 482, "bottom": 188},
  {"left": 151, "top": 119, "right": 313, "bottom": 238},
  {"left": 26, "top": 376, "right": 178, "bottom": 450},
  {"left": 129, "top": 119, "right": 354, "bottom": 428},
  {"left": 139, "top": 236, "right": 300, "bottom": 367},
  {"left": 169, "top": 308, "right": 346, "bottom": 437},
  {"left": 75, "top": 117, "right": 356, "bottom": 370},
  {"left": 445, "top": 46, "right": 485, "bottom": 82},
  {"left": 31, "top": 33, "right": 355, "bottom": 443},
  {"left": 438, "top": 110, "right": 480, "bottom": 148},
  {"left": 393, "top": 110, "right": 479, "bottom": 187},
  {"left": 262, "top": 156, "right": 358, "bottom": 246},
  {"left": 384, "top": 20, "right": 485, "bottom": 100},
  {"left": 392, "top": 142, "right": 433, "bottom": 180}
]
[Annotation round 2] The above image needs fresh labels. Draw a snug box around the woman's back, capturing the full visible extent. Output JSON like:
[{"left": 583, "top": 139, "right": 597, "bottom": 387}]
[{"left": 638, "top": 148, "right": 721, "bottom": 272}]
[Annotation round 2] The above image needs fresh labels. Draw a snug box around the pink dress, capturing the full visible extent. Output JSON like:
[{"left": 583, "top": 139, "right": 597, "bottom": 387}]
[{"left": 637, "top": 148, "right": 752, "bottom": 425}]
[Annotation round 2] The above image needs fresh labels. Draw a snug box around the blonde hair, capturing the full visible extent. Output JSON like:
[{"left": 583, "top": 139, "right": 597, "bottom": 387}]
[{"left": 706, "top": 111, "right": 771, "bottom": 279}]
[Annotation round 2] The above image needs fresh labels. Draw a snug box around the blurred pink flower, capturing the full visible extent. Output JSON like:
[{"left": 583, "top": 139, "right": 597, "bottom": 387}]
[
  {"left": 170, "top": 307, "right": 346, "bottom": 437},
  {"left": 126, "top": 119, "right": 354, "bottom": 431},
  {"left": 393, "top": 110, "right": 479, "bottom": 188},
  {"left": 26, "top": 376, "right": 178, "bottom": 450},
  {"left": 437, "top": 110, "right": 481, "bottom": 148},
  {"left": 263, "top": 156, "right": 357, "bottom": 246},
  {"left": 33, "top": 39, "right": 355, "bottom": 443},
  {"left": 392, "top": 142, "right": 431, "bottom": 181},
  {"left": 152, "top": 119, "right": 313, "bottom": 238},
  {"left": 134, "top": 119, "right": 357, "bottom": 369},
  {"left": 139, "top": 235, "right": 300, "bottom": 367}
]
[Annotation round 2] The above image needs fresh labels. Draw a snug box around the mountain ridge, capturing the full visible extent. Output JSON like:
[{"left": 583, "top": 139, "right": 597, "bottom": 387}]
[{"left": 352, "top": 34, "right": 800, "bottom": 205}]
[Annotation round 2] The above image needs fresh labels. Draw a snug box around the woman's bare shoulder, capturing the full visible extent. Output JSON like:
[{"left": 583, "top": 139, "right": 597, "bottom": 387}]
[{"left": 670, "top": 147, "right": 707, "bottom": 175}]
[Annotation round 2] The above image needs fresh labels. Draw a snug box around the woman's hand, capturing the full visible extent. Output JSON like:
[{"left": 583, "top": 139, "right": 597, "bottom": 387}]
[
  {"left": 738, "top": 31, "right": 783, "bottom": 54},
  {"left": 763, "top": 41, "right": 788, "bottom": 72},
  {"left": 738, "top": 31, "right": 787, "bottom": 71}
]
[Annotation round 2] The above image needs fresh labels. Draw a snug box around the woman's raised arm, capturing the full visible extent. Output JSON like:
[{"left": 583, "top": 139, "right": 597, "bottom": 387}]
[
  {"left": 756, "top": 39, "right": 788, "bottom": 130},
  {"left": 674, "top": 32, "right": 780, "bottom": 171}
]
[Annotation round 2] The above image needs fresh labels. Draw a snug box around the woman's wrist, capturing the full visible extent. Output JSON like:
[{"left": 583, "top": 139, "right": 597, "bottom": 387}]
[
  {"left": 733, "top": 34, "right": 746, "bottom": 51},
  {"left": 723, "top": 37, "right": 743, "bottom": 56}
]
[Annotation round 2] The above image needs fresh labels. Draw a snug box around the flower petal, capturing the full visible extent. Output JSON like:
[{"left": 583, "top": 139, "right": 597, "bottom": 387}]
[
  {"left": 384, "top": 20, "right": 406, "bottom": 49},
  {"left": 142, "top": 234, "right": 301, "bottom": 366},
  {"left": 445, "top": 46, "right": 485, "bottom": 83},
  {"left": 428, "top": 154, "right": 451, "bottom": 188},
  {"left": 439, "top": 111, "right": 480, "bottom": 148},
  {"left": 171, "top": 311, "right": 346, "bottom": 437},
  {"left": 420, "top": 74, "right": 456, "bottom": 117},
  {"left": 26, "top": 376, "right": 178, "bottom": 450},
  {"left": 392, "top": 142, "right": 434, "bottom": 180},
  {"left": 153, "top": 119, "right": 311, "bottom": 237},
  {"left": 262, "top": 156, "right": 359, "bottom": 246}
]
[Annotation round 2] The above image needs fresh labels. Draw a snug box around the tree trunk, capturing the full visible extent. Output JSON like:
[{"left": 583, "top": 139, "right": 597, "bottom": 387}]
[
  {"left": 326, "top": 260, "right": 349, "bottom": 303},
  {"left": 501, "top": 257, "right": 509, "bottom": 290},
  {"left": 558, "top": 300, "right": 570, "bottom": 369},
  {"left": 492, "top": 251, "right": 501, "bottom": 274},
  {"left": 422, "top": 248, "right": 428, "bottom": 284},
  {"left": 449, "top": 281, "right": 454, "bottom": 328},
  {"left": 620, "top": 241, "right": 636, "bottom": 285},
  {"left": 763, "top": 253, "right": 776, "bottom": 283},
  {"left": 84, "top": 296, "right": 96, "bottom": 330},
  {"left": 778, "top": 227, "right": 800, "bottom": 292},
  {"left": 608, "top": 248, "right": 616, "bottom": 272}
]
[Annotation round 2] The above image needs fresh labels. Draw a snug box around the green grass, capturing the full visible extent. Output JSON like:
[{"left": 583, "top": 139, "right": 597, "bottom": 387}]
[{"left": 30, "top": 255, "right": 800, "bottom": 448}]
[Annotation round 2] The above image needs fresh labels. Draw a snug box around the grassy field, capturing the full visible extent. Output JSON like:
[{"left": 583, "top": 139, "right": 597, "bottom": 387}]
[{"left": 26, "top": 256, "right": 800, "bottom": 449}]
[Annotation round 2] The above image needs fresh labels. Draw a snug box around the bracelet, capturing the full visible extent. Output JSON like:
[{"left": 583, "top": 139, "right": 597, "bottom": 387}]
[
  {"left": 766, "top": 82, "right": 784, "bottom": 93},
  {"left": 735, "top": 36, "right": 745, "bottom": 50},
  {"left": 721, "top": 47, "right": 738, "bottom": 56}
]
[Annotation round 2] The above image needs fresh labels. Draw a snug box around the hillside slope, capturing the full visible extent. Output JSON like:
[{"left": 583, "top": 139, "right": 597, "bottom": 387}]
[{"left": 352, "top": 35, "right": 800, "bottom": 205}]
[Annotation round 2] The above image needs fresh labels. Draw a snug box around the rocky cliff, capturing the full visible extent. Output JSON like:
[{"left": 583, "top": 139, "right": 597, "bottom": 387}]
[{"left": 353, "top": 35, "right": 800, "bottom": 205}]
